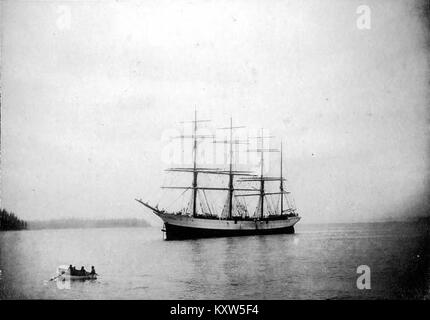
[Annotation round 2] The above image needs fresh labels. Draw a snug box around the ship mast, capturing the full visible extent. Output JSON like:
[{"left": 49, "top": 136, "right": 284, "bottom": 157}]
[
  {"left": 192, "top": 109, "right": 198, "bottom": 217},
  {"left": 214, "top": 117, "right": 246, "bottom": 219},
  {"left": 280, "top": 141, "right": 283, "bottom": 215},
  {"left": 255, "top": 128, "right": 279, "bottom": 219},
  {"left": 169, "top": 109, "right": 213, "bottom": 217},
  {"left": 228, "top": 118, "right": 234, "bottom": 219},
  {"left": 235, "top": 130, "right": 281, "bottom": 219},
  {"left": 162, "top": 112, "right": 254, "bottom": 217},
  {"left": 259, "top": 129, "right": 265, "bottom": 219}
]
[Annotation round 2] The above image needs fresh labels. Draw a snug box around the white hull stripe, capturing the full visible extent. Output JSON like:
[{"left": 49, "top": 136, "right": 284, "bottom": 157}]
[{"left": 154, "top": 212, "right": 300, "bottom": 231}]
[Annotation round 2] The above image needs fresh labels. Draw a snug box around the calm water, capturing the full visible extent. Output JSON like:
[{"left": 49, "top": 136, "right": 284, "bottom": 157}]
[{"left": 0, "top": 222, "right": 428, "bottom": 299}]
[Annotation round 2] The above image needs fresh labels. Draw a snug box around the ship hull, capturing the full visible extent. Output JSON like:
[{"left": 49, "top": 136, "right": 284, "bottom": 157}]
[
  {"left": 154, "top": 212, "right": 300, "bottom": 240},
  {"left": 164, "top": 222, "right": 296, "bottom": 240}
]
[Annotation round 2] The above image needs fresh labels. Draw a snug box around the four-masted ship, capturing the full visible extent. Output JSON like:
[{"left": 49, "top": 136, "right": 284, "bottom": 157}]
[{"left": 136, "top": 111, "right": 300, "bottom": 240}]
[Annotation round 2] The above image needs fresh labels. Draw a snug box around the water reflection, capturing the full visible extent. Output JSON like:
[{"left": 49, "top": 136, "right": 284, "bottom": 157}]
[
  {"left": 0, "top": 222, "right": 427, "bottom": 299},
  {"left": 54, "top": 278, "right": 98, "bottom": 290}
]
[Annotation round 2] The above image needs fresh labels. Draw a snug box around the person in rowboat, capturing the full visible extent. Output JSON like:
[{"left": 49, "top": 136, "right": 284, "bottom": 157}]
[
  {"left": 80, "top": 266, "right": 87, "bottom": 276},
  {"left": 90, "top": 266, "right": 96, "bottom": 276}
]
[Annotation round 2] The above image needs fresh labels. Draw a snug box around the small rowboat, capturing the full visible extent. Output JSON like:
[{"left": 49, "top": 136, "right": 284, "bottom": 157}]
[
  {"left": 59, "top": 273, "right": 97, "bottom": 280},
  {"left": 55, "top": 265, "right": 97, "bottom": 281}
]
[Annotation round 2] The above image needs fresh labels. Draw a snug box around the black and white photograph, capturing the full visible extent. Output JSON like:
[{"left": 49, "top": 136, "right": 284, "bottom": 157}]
[{"left": 0, "top": 0, "right": 429, "bottom": 306}]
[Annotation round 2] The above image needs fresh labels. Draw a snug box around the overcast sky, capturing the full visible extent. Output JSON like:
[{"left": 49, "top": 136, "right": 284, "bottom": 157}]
[{"left": 1, "top": 0, "right": 429, "bottom": 224}]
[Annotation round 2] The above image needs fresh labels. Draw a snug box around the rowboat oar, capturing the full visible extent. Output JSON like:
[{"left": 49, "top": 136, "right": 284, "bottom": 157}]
[{"left": 49, "top": 274, "right": 62, "bottom": 281}]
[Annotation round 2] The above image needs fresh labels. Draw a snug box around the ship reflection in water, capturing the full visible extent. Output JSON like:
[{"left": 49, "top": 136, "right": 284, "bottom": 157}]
[{"left": 0, "top": 220, "right": 427, "bottom": 299}]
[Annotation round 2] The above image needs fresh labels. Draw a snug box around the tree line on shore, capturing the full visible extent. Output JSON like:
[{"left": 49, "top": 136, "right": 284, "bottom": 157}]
[
  {"left": 1, "top": 208, "right": 151, "bottom": 231},
  {"left": 0, "top": 208, "right": 27, "bottom": 231}
]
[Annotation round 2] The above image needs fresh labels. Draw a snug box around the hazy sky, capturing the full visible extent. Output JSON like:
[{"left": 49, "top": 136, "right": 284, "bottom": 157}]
[{"left": 1, "top": 0, "right": 429, "bottom": 224}]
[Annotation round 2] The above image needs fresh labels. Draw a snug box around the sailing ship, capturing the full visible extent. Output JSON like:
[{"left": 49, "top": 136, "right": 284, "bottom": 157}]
[{"left": 136, "top": 111, "right": 300, "bottom": 240}]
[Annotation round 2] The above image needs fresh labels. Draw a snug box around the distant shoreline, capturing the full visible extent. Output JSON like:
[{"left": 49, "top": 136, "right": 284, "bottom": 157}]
[
  {"left": 22, "top": 216, "right": 430, "bottom": 230},
  {"left": 26, "top": 218, "right": 151, "bottom": 230},
  {"left": 2, "top": 215, "right": 427, "bottom": 232},
  {"left": 299, "top": 216, "right": 429, "bottom": 226}
]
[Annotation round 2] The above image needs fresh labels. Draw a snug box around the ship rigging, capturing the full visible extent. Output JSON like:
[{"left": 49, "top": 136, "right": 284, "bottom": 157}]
[{"left": 136, "top": 111, "right": 300, "bottom": 240}]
